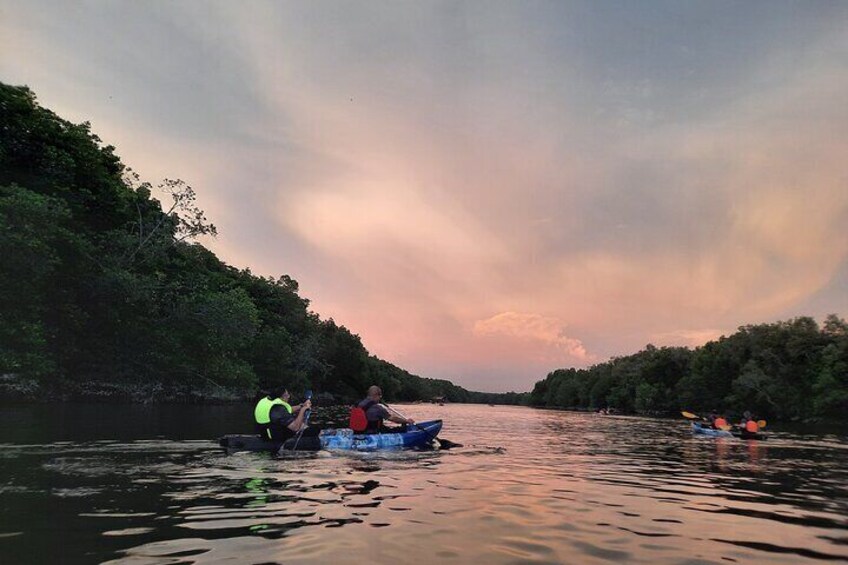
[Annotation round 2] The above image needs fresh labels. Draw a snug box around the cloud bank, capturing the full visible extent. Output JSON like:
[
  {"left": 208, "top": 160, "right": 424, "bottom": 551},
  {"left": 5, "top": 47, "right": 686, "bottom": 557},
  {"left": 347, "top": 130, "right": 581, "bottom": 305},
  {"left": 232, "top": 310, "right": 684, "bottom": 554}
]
[{"left": 2, "top": 1, "right": 846, "bottom": 391}]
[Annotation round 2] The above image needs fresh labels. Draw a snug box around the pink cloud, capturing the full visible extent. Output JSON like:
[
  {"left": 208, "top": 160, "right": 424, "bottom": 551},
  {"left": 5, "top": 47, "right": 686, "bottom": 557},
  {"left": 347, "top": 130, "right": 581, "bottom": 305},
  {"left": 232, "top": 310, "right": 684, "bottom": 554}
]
[
  {"left": 649, "top": 329, "right": 727, "bottom": 349},
  {"left": 473, "top": 312, "right": 592, "bottom": 362}
]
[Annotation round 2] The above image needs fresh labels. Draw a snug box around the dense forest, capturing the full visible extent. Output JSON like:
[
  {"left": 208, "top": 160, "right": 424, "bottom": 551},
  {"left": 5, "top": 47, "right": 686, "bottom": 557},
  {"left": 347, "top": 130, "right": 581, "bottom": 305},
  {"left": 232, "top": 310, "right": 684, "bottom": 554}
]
[
  {"left": 529, "top": 315, "right": 848, "bottom": 422},
  {"left": 0, "top": 82, "right": 527, "bottom": 405}
]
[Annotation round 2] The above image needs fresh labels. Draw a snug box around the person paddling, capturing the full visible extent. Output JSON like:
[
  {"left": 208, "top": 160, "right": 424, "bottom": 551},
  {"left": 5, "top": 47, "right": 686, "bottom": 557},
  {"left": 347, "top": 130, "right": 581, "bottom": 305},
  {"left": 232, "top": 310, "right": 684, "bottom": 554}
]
[
  {"left": 351, "top": 385, "right": 414, "bottom": 434},
  {"left": 706, "top": 410, "right": 718, "bottom": 427},
  {"left": 254, "top": 388, "right": 314, "bottom": 441},
  {"left": 710, "top": 411, "right": 729, "bottom": 430},
  {"left": 739, "top": 410, "right": 760, "bottom": 435}
]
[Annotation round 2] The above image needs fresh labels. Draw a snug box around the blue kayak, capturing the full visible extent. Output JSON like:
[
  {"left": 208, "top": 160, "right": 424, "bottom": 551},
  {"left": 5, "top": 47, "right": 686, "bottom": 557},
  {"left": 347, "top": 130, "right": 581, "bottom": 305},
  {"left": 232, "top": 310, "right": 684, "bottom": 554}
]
[
  {"left": 321, "top": 420, "right": 442, "bottom": 451},
  {"left": 691, "top": 422, "right": 734, "bottom": 438},
  {"left": 219, "top": 419, "right": 443, "bottom": 453}
]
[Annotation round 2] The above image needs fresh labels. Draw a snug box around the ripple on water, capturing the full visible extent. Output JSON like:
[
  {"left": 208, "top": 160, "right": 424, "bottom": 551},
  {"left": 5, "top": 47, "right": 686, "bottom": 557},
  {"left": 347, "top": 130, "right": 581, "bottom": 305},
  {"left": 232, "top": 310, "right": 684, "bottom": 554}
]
[{"left": 102, "top": 527, "right": 156, "bottom": 537}]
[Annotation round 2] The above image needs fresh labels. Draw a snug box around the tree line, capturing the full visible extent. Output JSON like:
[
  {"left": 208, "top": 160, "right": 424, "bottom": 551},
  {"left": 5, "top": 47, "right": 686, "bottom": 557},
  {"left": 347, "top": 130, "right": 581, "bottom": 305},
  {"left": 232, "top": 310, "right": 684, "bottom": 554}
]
[
  {"left": 0, "top": 82, "right": 527, "bottom": 405},
  {"left": 529, "top": 315, "right": 848, "bottom": 422}
]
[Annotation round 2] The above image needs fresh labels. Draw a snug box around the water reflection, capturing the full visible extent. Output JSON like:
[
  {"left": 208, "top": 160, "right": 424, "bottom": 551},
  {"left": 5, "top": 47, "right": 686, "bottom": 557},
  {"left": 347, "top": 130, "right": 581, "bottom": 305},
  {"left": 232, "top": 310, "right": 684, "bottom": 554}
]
[{"left": 0, "top": 405, "right": 846, "bottom": 564}]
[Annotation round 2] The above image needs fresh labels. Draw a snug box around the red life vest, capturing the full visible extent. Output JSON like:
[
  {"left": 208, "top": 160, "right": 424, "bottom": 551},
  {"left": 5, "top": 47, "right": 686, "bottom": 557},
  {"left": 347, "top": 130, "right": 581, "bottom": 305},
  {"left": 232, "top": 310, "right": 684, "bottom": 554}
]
[
  {"left": 349, "top": 400, "right": 376, "bottom": 432},
  {"left": 745, "top": 420, "right": 759, "bottom": 433}
]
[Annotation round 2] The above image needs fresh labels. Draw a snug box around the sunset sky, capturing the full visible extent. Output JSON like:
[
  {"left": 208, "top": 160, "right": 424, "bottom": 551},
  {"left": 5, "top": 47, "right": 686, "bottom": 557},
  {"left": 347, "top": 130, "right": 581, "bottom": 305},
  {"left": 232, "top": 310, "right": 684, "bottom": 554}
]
[{"left": 2, "top": 1, "right": 847, "bottom": 392}]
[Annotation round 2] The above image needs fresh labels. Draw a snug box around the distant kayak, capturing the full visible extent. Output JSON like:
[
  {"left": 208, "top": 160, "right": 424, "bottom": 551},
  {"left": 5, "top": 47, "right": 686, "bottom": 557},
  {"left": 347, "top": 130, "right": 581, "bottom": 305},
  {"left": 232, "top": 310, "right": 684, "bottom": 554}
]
[
  {"left": 219, "top": 419, "right": 443, "bottom": 453},
  {"left": 691, "top": 421, "right": 767, "bottom": 440},
  {"left": 691, "top": 422, "right": 734, "bottom": 438}
]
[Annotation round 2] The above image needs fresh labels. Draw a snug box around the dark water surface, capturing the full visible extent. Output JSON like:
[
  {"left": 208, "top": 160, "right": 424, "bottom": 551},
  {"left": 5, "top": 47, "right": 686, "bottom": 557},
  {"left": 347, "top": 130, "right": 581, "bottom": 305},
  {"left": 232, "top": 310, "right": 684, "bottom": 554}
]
[{"left": 1, "top": 403, "right": 847, "bottom": 564}]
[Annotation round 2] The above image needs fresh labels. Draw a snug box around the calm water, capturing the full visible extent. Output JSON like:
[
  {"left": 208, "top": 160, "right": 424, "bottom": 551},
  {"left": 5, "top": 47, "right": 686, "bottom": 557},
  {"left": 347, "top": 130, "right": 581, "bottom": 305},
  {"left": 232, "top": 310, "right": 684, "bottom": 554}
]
[{"left": 1, "top": 403, "right": 847, "bottom": 564}]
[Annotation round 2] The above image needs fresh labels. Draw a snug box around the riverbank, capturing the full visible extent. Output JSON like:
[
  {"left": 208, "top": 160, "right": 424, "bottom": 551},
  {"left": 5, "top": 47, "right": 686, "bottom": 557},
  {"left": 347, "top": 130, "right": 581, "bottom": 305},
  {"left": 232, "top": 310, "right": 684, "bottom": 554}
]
[
  {"left": 0, "top": 374, "right": 253, "bottom": 404},
  {"left": 0, "top": 374, "right": 523, "bottom": 408}
]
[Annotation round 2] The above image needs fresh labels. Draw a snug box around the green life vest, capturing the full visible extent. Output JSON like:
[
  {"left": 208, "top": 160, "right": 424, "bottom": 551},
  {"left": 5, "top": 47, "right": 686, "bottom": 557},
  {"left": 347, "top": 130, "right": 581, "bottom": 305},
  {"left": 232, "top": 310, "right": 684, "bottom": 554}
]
[{"left": 254, "top": 397, "right": 293, "bottom": 424}]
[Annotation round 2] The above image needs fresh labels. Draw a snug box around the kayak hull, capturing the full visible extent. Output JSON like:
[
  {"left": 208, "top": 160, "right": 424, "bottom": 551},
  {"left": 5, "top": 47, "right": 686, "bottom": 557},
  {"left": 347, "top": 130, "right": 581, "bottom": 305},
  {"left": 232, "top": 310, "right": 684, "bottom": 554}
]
[
  {"left": 691, "top": 422, "right": 734, "bottom": 438},
  {"left": 219, "top": 419, "right": 443, "bottom": 453},
  {"left": 735, "top": 429, "right": 768, "bottom": 441},
  {"left": 322, "top": 420, "right": 442, "bottom": 451}
]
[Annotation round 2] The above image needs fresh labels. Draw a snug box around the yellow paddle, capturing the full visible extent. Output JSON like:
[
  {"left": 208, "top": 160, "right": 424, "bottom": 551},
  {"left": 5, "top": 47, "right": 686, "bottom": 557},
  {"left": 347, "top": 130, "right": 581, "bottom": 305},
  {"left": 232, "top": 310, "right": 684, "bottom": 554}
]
[{"left": 684, "top": 411, "right": 733, "bottom": 431}]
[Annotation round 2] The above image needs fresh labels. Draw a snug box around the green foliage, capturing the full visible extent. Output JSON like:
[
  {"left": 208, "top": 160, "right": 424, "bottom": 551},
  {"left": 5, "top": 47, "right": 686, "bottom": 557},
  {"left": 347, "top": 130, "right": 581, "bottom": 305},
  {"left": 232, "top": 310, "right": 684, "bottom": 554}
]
[
  {"left": 530, "top": 317, "right": 848, "bottom": 422},
  {"left": 0, "top": 81, "right": 523, "bottom": 405},
  {"left": 0, "top": 184, "right": 80, "bottom": 376},
  {"left": 812, "top": 316, "right": 848, "bottom": 418}
]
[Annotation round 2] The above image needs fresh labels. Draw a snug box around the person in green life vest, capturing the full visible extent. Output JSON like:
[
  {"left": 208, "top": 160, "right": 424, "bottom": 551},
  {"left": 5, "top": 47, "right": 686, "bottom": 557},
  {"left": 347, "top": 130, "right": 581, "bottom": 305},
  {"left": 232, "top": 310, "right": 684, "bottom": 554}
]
[{"left": 254, "top": 388, "right": 312, "bottom": 441}]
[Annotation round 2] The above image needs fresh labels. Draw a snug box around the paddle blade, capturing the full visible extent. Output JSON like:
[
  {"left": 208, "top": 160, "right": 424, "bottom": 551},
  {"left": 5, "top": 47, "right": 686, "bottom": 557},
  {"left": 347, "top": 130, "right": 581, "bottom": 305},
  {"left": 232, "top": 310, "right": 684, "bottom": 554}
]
[
  {"left": 718, "top": 424, "right": 733, "bottom": 431},
  {"left": 437, "top": 438, "right": 462, "bottom": 450},
  {"left": 681, "top": 411, "right": 698, "bottom": 419},
  {"left": 302, "top": 390, "right": 313, "bottom": 425},
  {"left": 757, "top": 420, "right": 767, "bottom": 429}
]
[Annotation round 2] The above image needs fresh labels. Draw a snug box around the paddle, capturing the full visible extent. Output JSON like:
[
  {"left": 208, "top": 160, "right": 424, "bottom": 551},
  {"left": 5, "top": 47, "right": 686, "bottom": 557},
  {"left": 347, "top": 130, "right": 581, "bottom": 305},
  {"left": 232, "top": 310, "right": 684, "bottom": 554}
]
[
  {"left": 683, "top": 411, "right": 733, "bottom": 431},
  {"left": 382, "top": 403, "right": 461, "bottom": 450},
  {"left": 291, "top": 389, "right": 313, "bottom": 451},
  {"left": 682, "top": 411, "right": 714, "bottom": 424},
  {"left": 302, "top": 389, "right": 313, "bottom": 424}
]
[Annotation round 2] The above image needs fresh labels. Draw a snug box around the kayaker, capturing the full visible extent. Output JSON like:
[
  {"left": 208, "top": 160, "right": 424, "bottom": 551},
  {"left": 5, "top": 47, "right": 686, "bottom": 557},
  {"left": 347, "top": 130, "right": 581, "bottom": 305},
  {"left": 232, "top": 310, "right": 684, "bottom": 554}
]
[
  {"left": 254, "top": 388, "right": 313, "bottom": 441},
  {"left": 739, "top": 411, "right": 759, "bottom": 434},
  {"left": 709, "top": 410, "right": 729, "bottom": 430},
  {"left": 353, "top": 385, "right": 414, "bottom": 434}
]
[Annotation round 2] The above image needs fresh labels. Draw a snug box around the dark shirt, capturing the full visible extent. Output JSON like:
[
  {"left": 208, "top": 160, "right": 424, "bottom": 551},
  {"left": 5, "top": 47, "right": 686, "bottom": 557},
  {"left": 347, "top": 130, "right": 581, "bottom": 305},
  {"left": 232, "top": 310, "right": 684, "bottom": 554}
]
[
  {"left": 357, "top": 399, "right": 389, "bottom": 431},
  {"left": 269, "top": 404, "right": 295, "bottom": 439}
]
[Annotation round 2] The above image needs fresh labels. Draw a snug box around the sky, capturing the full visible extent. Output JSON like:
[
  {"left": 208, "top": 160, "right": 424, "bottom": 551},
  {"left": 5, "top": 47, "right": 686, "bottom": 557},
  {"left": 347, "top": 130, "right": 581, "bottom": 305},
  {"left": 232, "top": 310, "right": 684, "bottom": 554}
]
[{"left": 2, "top": 1, "right": 847, "bottom": 392}]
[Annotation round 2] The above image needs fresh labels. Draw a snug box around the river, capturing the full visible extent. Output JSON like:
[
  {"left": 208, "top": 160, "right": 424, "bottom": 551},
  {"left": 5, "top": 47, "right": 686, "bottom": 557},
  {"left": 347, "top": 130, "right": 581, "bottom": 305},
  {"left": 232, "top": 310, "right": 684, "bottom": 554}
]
[{"left": 0, "top": 403, "right": 846, "bottom": 564}]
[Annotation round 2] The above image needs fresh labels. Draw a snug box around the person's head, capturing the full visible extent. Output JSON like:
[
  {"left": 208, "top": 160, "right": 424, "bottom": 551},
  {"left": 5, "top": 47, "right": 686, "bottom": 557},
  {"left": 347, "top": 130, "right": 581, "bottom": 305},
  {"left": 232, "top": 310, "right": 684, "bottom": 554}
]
[
  {"left": 270, "top": 387, "right": 291, "bottom": 401},
  {"left": 743, "top": 410, "right": 752, "bottom": 420},
  {"left": 367, "top": 385, "right": 383, "bottom": 401}
]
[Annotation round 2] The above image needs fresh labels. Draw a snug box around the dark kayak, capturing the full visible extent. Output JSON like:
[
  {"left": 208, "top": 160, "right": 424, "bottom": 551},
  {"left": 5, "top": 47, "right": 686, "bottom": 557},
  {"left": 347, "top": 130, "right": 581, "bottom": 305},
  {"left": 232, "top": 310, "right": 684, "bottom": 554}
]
[
  {"left": 691, "top": 421, "right": 767, "bottom": 441},
  {"left": 735, "top": 428, "right": 768, "bottom": 441},
  {"left": 219, "top": 419, "right": 443, "bottom": 453}
]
